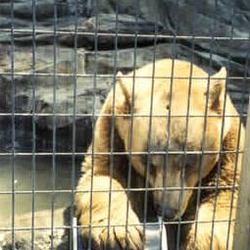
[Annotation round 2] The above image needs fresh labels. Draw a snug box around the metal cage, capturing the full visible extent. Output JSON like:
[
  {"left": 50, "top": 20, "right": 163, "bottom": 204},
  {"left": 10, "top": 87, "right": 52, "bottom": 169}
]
[{"left": 0, "top": 0, "right": 249, "bottom": 249}]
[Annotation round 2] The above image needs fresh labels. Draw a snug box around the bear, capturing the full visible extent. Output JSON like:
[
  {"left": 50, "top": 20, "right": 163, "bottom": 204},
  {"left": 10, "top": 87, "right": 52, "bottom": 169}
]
[{"left": 75, "top": 59, "right": 245, "bottom": 250}]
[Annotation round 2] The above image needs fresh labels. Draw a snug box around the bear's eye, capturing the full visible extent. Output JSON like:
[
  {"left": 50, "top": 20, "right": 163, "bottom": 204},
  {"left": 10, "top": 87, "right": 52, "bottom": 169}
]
[{"left": 149, "top": 164, "right": 157, "bottom": 176}]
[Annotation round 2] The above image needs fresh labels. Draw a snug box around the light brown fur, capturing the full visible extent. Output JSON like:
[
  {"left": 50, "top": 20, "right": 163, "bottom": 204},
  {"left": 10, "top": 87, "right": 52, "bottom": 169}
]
[{"left": 75, "top": 59, "right": 245, "bottom": 249}]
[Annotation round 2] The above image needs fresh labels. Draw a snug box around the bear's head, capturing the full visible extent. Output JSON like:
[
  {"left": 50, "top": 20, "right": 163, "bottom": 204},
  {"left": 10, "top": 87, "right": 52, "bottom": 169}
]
[{"left": 112, "top": 60, "right": 239, "bottom": 220}]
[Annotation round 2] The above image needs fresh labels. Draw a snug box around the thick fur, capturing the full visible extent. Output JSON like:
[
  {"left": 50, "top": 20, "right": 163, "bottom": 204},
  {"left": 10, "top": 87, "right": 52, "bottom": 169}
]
[{"left": 75, "top": 59, "right": 244, "bottom": 250}]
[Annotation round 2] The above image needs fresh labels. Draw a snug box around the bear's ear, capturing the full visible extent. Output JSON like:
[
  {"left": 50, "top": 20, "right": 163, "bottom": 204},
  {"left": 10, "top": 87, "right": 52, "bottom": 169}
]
[
  {"left": 209, "top": 67, "right": 227, "bottom": 114},
  {"left": 116, "top": 71, "right": 131, "bottom": 113},
  {"left": 116, "top": 71, "right": 123, "bottom": 78}
]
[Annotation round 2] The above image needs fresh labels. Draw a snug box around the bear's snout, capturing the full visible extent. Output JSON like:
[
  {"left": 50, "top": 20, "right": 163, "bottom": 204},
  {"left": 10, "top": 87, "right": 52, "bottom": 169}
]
[{"left": 155, "top": 203, "right": 178, "bottom": 220}]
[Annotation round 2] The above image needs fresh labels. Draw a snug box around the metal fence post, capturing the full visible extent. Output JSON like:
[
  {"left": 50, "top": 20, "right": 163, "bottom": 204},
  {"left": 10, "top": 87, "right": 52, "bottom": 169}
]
[{"left": 233, "top": 100, "right": 250, "bottom": 250}]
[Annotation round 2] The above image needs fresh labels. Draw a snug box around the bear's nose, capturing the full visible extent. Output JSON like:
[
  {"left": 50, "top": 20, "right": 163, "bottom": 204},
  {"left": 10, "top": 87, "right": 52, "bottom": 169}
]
[{"left": 155, "top": 204, "right": 177, "bottom": 220}]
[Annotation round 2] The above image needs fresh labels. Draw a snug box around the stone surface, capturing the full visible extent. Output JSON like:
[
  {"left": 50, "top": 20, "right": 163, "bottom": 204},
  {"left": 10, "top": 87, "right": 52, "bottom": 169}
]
[{"left": 0, "top": 208, "right": 69, "bottom": 250}]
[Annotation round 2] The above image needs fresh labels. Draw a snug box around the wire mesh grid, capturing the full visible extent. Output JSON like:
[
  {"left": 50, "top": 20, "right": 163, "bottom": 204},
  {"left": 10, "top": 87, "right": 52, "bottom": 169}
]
[{"left": 0, "top": 0, "right": 249, "bottom": 250}]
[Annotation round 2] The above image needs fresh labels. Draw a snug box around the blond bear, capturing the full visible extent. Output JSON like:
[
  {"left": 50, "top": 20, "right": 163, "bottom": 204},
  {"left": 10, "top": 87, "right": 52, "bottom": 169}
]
[{"left": 75, "top": 59, "right": 244, "bottom": 249}]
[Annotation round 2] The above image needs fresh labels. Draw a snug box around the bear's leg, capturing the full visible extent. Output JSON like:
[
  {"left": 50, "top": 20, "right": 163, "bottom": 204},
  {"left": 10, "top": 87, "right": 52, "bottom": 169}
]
[
  {"left": 75, "top": 174, "right": 144, "bottom": 250},
  {"left": 184, "top": 191, "right": 235, "bottom": 250}
]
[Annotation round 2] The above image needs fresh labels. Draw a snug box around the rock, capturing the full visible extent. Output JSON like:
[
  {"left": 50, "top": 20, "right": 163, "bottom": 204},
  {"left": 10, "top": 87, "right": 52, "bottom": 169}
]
[
  {"left": 1, "top": 231, "right": 68, "bottom": 250},
  {"left": 0, "top": 208, "right": 70, "bottom": 250},
  {"left": 0, "top": 45, "right": 110, "bottom": 152}
]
